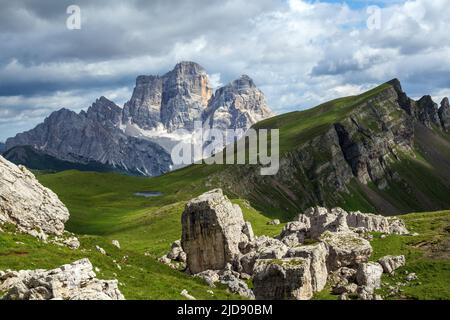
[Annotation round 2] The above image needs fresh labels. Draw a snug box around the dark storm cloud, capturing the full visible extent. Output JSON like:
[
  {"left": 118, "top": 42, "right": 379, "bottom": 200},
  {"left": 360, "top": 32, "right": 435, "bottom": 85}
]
[{"left": 0, "top": 0, "right": 450, "bottom": 142}]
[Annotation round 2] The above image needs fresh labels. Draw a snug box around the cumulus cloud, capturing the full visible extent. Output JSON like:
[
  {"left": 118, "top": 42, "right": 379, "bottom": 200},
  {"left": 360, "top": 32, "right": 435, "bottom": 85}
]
[{"left": 0, "top": 0, "right": 449, "bottom": 141}]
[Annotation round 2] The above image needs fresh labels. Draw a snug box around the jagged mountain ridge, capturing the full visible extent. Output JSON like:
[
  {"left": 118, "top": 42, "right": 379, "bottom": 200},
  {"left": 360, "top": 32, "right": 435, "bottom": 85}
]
[
  {"left": 5, "top": 62, "right": 273, "bottom": 175},
  {"left": 203, "top": 79, "right": 450, "bottom": 216}
]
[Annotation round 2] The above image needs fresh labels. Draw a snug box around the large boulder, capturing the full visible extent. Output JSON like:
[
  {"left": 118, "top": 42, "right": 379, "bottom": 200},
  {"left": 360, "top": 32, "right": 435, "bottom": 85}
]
[
  {"left": 181, "top": 189, "right": 251, "bottom": 274},
  {"left": 0, "top": 156, "right": 69, "bottom": 237},
  {"left": 378, "top": 255, "right": 406, "bottom": 274},
  {"left": 239, "top": 236, "right": 288, "bottom": 275},
  {"left": 320, "top": 231, "right": 372, "bottom": 271},
  {"left": 356, "top": 262, "right": 383, "bottom": 291},
  {"left": 253, "top": 258, "right": 313, "bottom": 300},
  {"left": 0, "top": 259, "right": 124, "bottom": 300},
  {"left": 285, "top": 242, "right": 328, "bottom": 292}
]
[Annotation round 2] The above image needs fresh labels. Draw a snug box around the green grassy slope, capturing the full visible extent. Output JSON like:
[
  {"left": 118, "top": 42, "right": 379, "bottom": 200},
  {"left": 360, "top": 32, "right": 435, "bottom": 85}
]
[
  {"left": 0, "top": 170, "right": 284, "bottom": 300},
  {"left": 2, "top": 169, "right": 448, "bottom": 300}
]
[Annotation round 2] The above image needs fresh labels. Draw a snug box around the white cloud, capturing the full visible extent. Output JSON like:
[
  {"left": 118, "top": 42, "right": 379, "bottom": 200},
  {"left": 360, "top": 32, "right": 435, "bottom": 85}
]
[{"left": 0, "top": 0, "right": 450, "bottom": 141}]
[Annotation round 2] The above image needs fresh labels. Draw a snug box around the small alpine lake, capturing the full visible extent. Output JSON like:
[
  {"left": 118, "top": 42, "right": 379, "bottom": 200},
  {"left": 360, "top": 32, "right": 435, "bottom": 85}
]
[{"left": 134, "top": 191, "right": 163, "bottom": 197}]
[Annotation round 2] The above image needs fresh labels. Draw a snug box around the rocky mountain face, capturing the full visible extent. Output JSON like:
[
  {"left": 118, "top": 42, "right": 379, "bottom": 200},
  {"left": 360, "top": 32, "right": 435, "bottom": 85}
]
[
  {"left": 0, "top": 155, "right": 69, "bottom": 239},
  {"left": 203, "top": 75, "right": 273, "bottom": 131},
  {"left": 6, "top": 97, "right": 172, "bottom": 176},
  {"left": 0, "top": 143, "right": 5, "bottom": 153},
  {"left": 212, "top": 79, "right": 450, "bottom": 215},
  {"left": 161, "top": 189, "right": 410, "bottom": 300},
  {"left": 5, "top": 62, "right": 273, "bottom": 176}
]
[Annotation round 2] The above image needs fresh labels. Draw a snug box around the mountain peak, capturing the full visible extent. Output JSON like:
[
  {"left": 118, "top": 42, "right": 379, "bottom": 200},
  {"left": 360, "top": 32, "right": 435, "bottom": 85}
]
[
  {"left": 231, "top": 75, "right": 256, "bottom": 90},
  {"left": 172, "top": 61, "right": 207, "bottom": 75}
]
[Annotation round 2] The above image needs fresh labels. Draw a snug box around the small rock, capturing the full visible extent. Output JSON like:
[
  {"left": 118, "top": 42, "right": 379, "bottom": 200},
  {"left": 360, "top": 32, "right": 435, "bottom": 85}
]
[
  {"left": 180, "top": 289, "right": 196, "bottom": 300},
  {"left": 267, "top": 219, "right": 281, "bottom": 226},
  {"left": 95, "top": 246, "right": 106, "bottom": 255},
  {"left": 405, "top": 273, "right": 418, "bottom": 282},
  {"left": 63, "top": 237, "right": 80, "bottom": 250},
  {"left": 112, "top": 240, "right": 121, "bottom": 249}
]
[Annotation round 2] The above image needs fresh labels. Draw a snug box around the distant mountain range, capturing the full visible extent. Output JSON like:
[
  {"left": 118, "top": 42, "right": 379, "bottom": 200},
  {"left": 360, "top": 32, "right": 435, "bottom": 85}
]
[
  {"left": 0, "top": 142, "right": 5, "bottom": 154},
  {"left": 4, "top": 62, "right": 273, "bottom": 175}
]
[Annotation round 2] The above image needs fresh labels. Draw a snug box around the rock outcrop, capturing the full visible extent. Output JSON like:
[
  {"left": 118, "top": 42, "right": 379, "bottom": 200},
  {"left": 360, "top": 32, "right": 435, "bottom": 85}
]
[
  {"left": 181, "top": 189, "right": 252, "bottom": 274},
  {"left": 278, "top": 206, "right": 408, "bottom": 247},
  {"left": 0, "top": 155, "right": 69, "bottom": 238},
  {"left": 253, "top": 258, "right": 313, "bottom": 300},
  {"left": 162, "top": 190, "right": 411, "bottom": 301},
  {"left": 378, "top": 255, "right": 405, "bottom": 274},
  {"left": 320, "top": 231, "right": 372, "bottom": 271},
  {"left": 0, "top": 259, "right": 124, "bottom": 300}
]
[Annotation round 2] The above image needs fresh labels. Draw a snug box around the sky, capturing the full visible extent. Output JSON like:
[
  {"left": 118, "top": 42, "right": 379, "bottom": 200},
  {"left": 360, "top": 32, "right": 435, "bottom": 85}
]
[{"left": 1, "top": 0, "right": 450, "bottom": 141}]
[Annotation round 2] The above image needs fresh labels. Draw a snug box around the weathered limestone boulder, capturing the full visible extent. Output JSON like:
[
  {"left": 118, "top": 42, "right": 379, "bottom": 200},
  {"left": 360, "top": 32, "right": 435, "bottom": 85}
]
[
  {"left": 378, "top": 255, "right": 405, "bottom": 274},
  {"left": 346, "top": 211, "right": 408, "bottom": 235},
  {"left": 285, "top": 242, "right": 328, "bottom": 292},
  {"left": 387, "top": 218, "right": 409, "bottom": 235},
  {"left": 159, "top": 240, "right": 187, "bottom": 270},
  {"left": 320, "top": 231, "right": 372, "bottom": 271},
  {"left": 193, "top": 268, "right": 254, "bottom": 299},
  {"left": 239, "top": 236, "right": 288, "bottom": 275},
  {"left": 302, "top": 207, "right": 349, "bottom": 239},
  {"left": 283, "top": 207, "right": 409, "bottom": 244},
  {"left": 167, "top": 240, "right": 186, "bottom": 261},
  {"left": 0, "top": 259, "right": 124, "bottom": 300},
  {"left": 0, "top": 156, "right": 70, "bottom": 237},
  {"left": 328, "top": 267, "right": 358, "bottom": 288},
  {"left": 111, "top": 240, "right": 121, "bottom": 249},
  {"left": 181, "top": 189, "right": 251, "bottom": 274},
  {"left": 356, "top": 262, "right": 383, "bottom": 291},
  {"left": 219, "top": 269, "right": 254, "bottom": 299},
  {"left": 267, "top": 219, "right": 280, "bottom": 226},
  {"left": 277, "top": 218, "right": 310, "bottom": 246},
  {"left": 253, "top": 258, "right": 313, "bottom": 300}
]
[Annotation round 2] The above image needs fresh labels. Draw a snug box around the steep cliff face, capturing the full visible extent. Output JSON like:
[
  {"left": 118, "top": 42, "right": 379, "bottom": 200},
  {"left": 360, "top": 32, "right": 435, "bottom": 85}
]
[
  {"left": 6, "top": 97, "right": 172, "bottom": 176},
  {"left": 203, "top": 75, "right": 274, "bottom": 131},
  {"left": 212, "top": 80, "right": 450, "bottom": 216},
  {"left": 123, "top": 62, "right": 213, "bottom": 131},
  {"left": 439, "top": 97, "right": 450, "bottom": 131},
  {"left": 161, "top": 61, "right": 213, "bottom": 131},
  {"left": 5, "top": 62, "right": 274, "bottom": 176},
  {"left": 123, "top": 75, "right": 164, "bottom": 130},
  {"left": 123, "top": 62, "right": 271, "bottom": 133}
]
